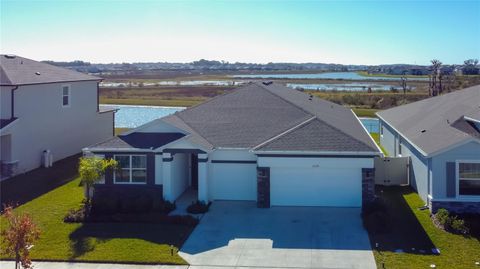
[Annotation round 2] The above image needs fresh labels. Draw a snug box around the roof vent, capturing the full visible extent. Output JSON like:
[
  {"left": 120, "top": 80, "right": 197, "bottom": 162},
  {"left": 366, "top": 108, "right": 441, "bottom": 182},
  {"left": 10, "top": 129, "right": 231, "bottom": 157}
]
[
  {"left": 35, "top": 72, "right": 41, "bottom": 76},
  {"left": 4, "top": 54, "right": 16, "bottom": 59},
  {"left": 421, "top": 129, "right": 426, "bottom": 133},
  {"left": 262, "top": 81, "right": 273, "bottom": 86}
]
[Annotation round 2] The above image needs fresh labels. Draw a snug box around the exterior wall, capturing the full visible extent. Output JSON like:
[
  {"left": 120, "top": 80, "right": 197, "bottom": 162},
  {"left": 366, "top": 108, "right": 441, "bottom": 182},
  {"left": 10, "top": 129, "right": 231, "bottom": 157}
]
[
  {"left": 154, "top": 154, "right": 163, "bottom": 185},
  {"left": 431, "top": 141, "right": 480, "bottom": 200},
  {"left": 379, "top": 119, "right": 396, "bottom": 156},
  {"left": 379, "top": 119, "right": 430, "bottom": 202},
  {"left": 0, "top": 86, "right": 13, "bottom": 119},
  {"left": 258, "top": 156, "right": 373, "bottom": 207},
  {"left": 9, "top": 81, "right": 113, "bottom": 174},
  {"left": 207, "top": 149, "right": 257, "bottom": 201},
  {"left": 170, "top": 153, "right": 189, "bottom": 200}
]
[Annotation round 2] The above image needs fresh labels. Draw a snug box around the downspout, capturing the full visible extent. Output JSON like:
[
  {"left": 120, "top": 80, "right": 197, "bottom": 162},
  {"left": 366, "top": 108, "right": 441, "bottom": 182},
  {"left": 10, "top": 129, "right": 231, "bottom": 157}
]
[{"left": 10, "top": 85, "right": 19, "bottom": 119}]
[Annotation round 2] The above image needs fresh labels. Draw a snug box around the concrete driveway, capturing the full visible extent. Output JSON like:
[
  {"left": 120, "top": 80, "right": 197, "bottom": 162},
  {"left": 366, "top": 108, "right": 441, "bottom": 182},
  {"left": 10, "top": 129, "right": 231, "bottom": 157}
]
[{"left": 180, "top": 201, "right": 376, "bottom": 269}]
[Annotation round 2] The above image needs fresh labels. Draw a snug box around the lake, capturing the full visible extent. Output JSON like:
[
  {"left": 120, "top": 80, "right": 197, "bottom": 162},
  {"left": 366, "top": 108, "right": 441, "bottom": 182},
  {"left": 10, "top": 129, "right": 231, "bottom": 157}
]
[
  {"left": 234, "top": 72, "right": 428, "bottom": 81},
  {"left": 101, "top": 104, "right": 379, "bottom": 133},
  {"left": 287, "top": 83, "right": 414, "bottom": 91}
]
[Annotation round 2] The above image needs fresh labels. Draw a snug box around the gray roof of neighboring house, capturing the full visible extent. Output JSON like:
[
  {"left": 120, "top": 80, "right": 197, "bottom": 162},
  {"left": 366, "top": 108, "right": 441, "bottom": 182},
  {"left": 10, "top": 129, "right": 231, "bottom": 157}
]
[
  {"left": 377, "top": 85, "right": 480, "bottom": 156},
  {"left": 0, "top": 55, "right": 100, "bottom": 86},
  {"left": 166, "top": 82, "right": 378, "bottom": 153},
  {"left": 89, "top": 132, "right": 185, "bottom": 150}
]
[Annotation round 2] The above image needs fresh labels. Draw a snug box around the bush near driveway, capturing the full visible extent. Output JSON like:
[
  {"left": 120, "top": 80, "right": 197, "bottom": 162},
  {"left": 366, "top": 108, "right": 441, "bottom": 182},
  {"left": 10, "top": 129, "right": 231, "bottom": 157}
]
[
  {"left": 367, "top": 186, "right": 480, "bottom": 269},
  {"left": 0, "top": 178, "right": 194, "bottom": 264},
  {"left": 187, "top": 201, "right": 211, "bottom": 214}
]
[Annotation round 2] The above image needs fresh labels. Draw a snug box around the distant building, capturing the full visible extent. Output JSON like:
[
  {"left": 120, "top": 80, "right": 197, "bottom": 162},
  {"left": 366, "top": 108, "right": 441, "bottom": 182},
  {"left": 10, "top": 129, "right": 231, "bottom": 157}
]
[{"left": 0, "top": 55, "right": 114, "bottom": 179}]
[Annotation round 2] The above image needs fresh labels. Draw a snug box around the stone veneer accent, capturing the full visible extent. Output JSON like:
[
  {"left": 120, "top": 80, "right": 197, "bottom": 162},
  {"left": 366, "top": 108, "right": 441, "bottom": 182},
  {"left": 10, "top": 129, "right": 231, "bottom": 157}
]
[
  {"left": 430, "top": 200, "right": 480, "bottom": 214},
  {"left": 362, "top": 168, "right": 375, "bottom": 205}
]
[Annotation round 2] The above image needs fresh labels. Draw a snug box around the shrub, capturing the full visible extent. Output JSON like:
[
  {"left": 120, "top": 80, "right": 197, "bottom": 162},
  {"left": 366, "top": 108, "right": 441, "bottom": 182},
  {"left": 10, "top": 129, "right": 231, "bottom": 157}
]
[
  {"left": 64, "top": 207, "right": 87, "bottom": 223},
  {"left": 91, "top": 194, "right": 119, "bottom": 214},
  {"left": 450, "top": 217, "right": 469, "bottom": 234},
  {"left": 187, "top": 201, "right": 211, "bottom": 214},
  {"left": 433, "top": 208, "right": 469, "bottom": 234},
  {"left": 435, "top": 208, "right": 451, "bottom": 227}
]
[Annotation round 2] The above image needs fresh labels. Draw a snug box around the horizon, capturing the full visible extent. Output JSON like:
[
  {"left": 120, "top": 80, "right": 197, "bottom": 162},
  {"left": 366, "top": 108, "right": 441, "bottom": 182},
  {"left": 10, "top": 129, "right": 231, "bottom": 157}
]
[{"left": 1, "top": 0, "right": 479, "bottom": 65}]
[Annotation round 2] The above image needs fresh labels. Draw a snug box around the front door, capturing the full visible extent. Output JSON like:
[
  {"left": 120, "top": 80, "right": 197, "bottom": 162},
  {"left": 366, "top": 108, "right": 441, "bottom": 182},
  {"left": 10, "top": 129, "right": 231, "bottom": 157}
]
[{"left": 191, "top": 154, "right": 198, "bottom": 190}]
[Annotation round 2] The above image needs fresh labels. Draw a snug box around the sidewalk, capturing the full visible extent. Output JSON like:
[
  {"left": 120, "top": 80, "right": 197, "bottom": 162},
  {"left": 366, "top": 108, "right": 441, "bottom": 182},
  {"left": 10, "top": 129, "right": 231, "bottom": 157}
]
[{"left": 0, "top": 261, "right": 188, "bottom": 269}]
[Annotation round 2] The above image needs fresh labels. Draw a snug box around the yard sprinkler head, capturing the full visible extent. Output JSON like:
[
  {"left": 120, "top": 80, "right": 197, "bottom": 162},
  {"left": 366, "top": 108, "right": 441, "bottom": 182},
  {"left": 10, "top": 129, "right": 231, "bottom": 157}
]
[
  {"left": 475, "top": 261, "right": 480, "bottom": 266},
  {"left": 430, "top": 264, "right": 436, "bottom": 268},
  {"left": 170, "top": 245, "right": 174, "bottom": 256}
]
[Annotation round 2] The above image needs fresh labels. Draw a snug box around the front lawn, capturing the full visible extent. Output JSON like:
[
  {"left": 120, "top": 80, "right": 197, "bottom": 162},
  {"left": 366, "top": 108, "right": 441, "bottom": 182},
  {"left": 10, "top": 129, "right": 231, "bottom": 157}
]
[
  {"left": 369, "top": 186, "right": 480, "bottom": 269},
  {"left": 0, "top": 178, "right": 193, "bottom": 264}
]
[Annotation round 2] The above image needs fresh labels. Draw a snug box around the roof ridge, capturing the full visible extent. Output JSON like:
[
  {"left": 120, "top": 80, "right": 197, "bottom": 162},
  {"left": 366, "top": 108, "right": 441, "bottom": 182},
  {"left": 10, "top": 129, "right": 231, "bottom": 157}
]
[
  {"left": 252, "top": 116, "right": 317, "bottom": 150},
  {"left": 257, "top": 82, "right": 377, "bottom": 151}
]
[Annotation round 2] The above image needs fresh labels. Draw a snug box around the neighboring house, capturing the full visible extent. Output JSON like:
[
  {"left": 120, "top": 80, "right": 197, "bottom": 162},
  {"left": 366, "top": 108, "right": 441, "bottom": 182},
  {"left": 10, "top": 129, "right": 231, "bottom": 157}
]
[
  {"left": 0, "top": 55, "right": 114, "bottom": 178},
  {"left": 377, "top": 85, "right": 480, "bottom": 213},
  {"left": 85, "top": 82, "right": 381, "bottom": 208}
]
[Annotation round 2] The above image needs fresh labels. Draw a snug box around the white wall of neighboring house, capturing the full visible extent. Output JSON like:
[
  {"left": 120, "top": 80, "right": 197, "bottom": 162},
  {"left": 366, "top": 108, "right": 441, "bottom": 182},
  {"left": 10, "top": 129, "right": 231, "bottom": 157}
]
[
  {"left": 207, "top": 149, "right": 258, "bottom": 201},
  {"left": 5, "top": 81, "right": 113, "bottom": 174}
]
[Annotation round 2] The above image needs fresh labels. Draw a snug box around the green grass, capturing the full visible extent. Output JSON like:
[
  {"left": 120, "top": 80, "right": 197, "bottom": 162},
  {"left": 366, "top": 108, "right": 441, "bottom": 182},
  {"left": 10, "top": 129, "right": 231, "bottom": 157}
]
[
  {"left": 370, "top": 186, "right": 480, "bottom": 269},
  {"left": 352, "top": 108, "right": 379, "bottom": 118},
  {"left": 369, "top": 133, "right": 388, "bottom": 156},
  {"left": 114, "top": 128, "right": 131, "bottom": 136},
  {"left": 0, "top": 178, "right": 192, "bottom": 264}
]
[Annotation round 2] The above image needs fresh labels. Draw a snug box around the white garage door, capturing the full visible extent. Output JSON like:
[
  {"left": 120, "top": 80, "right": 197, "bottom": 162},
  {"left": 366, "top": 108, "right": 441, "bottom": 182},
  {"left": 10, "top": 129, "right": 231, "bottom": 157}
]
[
  {"left": 270, "top": 167, "right": 362, "bottom": 207},
  {"left": 210, "top": 163, "right": 257, "bottom": 201}
]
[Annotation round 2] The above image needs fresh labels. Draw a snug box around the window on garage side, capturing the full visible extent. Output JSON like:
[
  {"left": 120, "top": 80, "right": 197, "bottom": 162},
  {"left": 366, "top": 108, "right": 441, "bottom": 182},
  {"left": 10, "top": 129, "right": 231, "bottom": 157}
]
[
  {"left": 459, "top": 162, "right": 480, "bottom": 195},
  {"left": 114, "top": 155, "right": 147, "bottom": 184}
]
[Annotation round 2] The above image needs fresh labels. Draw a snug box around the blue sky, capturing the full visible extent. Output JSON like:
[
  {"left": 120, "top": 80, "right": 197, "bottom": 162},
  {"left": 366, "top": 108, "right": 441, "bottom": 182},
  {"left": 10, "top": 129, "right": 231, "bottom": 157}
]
[{"left": 1, "top": 0, "right": 479, "bottom": 65}]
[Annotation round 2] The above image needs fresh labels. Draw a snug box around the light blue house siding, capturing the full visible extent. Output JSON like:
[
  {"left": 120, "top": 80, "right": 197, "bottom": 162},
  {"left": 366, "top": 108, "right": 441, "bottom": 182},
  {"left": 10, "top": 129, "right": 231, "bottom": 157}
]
[
  {"left": 379, "top": 119, "right": 430, "bottom": 202},
  {"left": 380, "top": 119, "right": 480, "bottom": 213},
  {"left": 431, "top": 141, "right": 480, "bottom": 199}
]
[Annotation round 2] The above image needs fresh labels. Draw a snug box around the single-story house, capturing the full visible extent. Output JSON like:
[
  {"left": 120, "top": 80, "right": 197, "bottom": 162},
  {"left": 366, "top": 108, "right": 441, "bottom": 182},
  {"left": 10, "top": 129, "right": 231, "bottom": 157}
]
[
  {"left": 84, "top": 82, "right": 382, "bottom": 208},
  {"left": 377, "top": 85, "right": 480, "bottom": 213}
]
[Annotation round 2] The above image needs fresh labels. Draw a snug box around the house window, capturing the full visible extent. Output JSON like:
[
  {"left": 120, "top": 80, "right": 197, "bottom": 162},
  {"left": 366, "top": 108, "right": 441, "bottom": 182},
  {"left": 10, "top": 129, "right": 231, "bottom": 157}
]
[
  {"left": 62, "top": 85, "right": 70, "bottom": 107},
  {"left": 398, "top": 141, "right": 402, "bottom": 155},
  {"left": 459, "top": 162, "right": 480, "bottom": 195},
  {"left": 114, "top": 155, "right": 147, "bottom": 184},
  {"left": 380, "top": 125, "right": 384, "bottom": 136}
]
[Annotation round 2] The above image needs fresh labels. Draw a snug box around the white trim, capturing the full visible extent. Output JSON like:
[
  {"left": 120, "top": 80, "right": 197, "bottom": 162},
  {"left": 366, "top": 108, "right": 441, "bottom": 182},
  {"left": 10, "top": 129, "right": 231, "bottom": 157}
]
[
  {"left": 61, "top": 84, "right": 71, "bottom": 108},
  {"left": 253, "top": 150, "right": 381, "bottom": 156},
  {"left": 83, "top": 147, "right": 154, "bottom": 152},
  {"left": 351, "top": 109, "right": 384, "bottom": 156},
  {"left": 376, "top": 114, "right": 429, "bottom": 157},
  {"left": 113, "top": 154, "right": 147, "bottom": 184},
  {"left": 464, "top": 116, "right": 480, "bottom": 124},
  {"left": 456, "top": 160, "right": 480, "bottom": 198},
  {"left": 428, "top": 138, "right": 480, "bottom": 158},
  {"left": 252, "top": 116, "right": 316, "bottom": 150},
  {"left": 428, "top": 194, "right": 480, "bottom": 202}
]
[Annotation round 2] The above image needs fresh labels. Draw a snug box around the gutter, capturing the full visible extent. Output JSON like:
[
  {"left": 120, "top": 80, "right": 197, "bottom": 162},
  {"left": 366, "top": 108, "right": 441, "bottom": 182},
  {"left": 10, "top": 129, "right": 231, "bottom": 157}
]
[{"left": 10, "top": 85, "right": 19, "bottom": 119}]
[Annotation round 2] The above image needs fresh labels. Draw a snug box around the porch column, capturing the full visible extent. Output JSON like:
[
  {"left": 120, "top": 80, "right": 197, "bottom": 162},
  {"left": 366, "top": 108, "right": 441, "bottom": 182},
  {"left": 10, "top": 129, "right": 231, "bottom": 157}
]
[
  {"left": 162, "top": 152, "right": 174, "bottom": 202},
  {"left": 198, "top": 153, "right": 209, "bottom": 203}
]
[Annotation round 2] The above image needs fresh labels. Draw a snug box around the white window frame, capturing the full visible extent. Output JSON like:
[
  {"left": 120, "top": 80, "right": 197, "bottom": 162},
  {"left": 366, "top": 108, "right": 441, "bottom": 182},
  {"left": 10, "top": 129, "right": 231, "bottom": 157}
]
[
  {"left": 62, "top": 84, "right": 71, "bottom": 107},
  {"left": 456, "top": 160, "right": 480, "bottom": 198},
  {"left": 113, "top": 154, "right": 147, "bottom": 184}
]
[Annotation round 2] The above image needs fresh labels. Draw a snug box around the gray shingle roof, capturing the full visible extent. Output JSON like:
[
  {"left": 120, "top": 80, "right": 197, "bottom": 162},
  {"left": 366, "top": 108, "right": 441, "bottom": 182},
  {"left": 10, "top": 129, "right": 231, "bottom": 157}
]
[
  {"left": 0, "top": 55, "right": 100, "bottom": 86},
  {"left": 377, "top": 85, "right": 480, "bottom": 156},
  {"left": 257, "top": 118, "right": 376, "bottom": 152},
  {"left": 89, "top": 132, "right": 185, "bottom": 150},
  {"left": 170, "top": 82, "right": 378, "bottom": 153}
]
